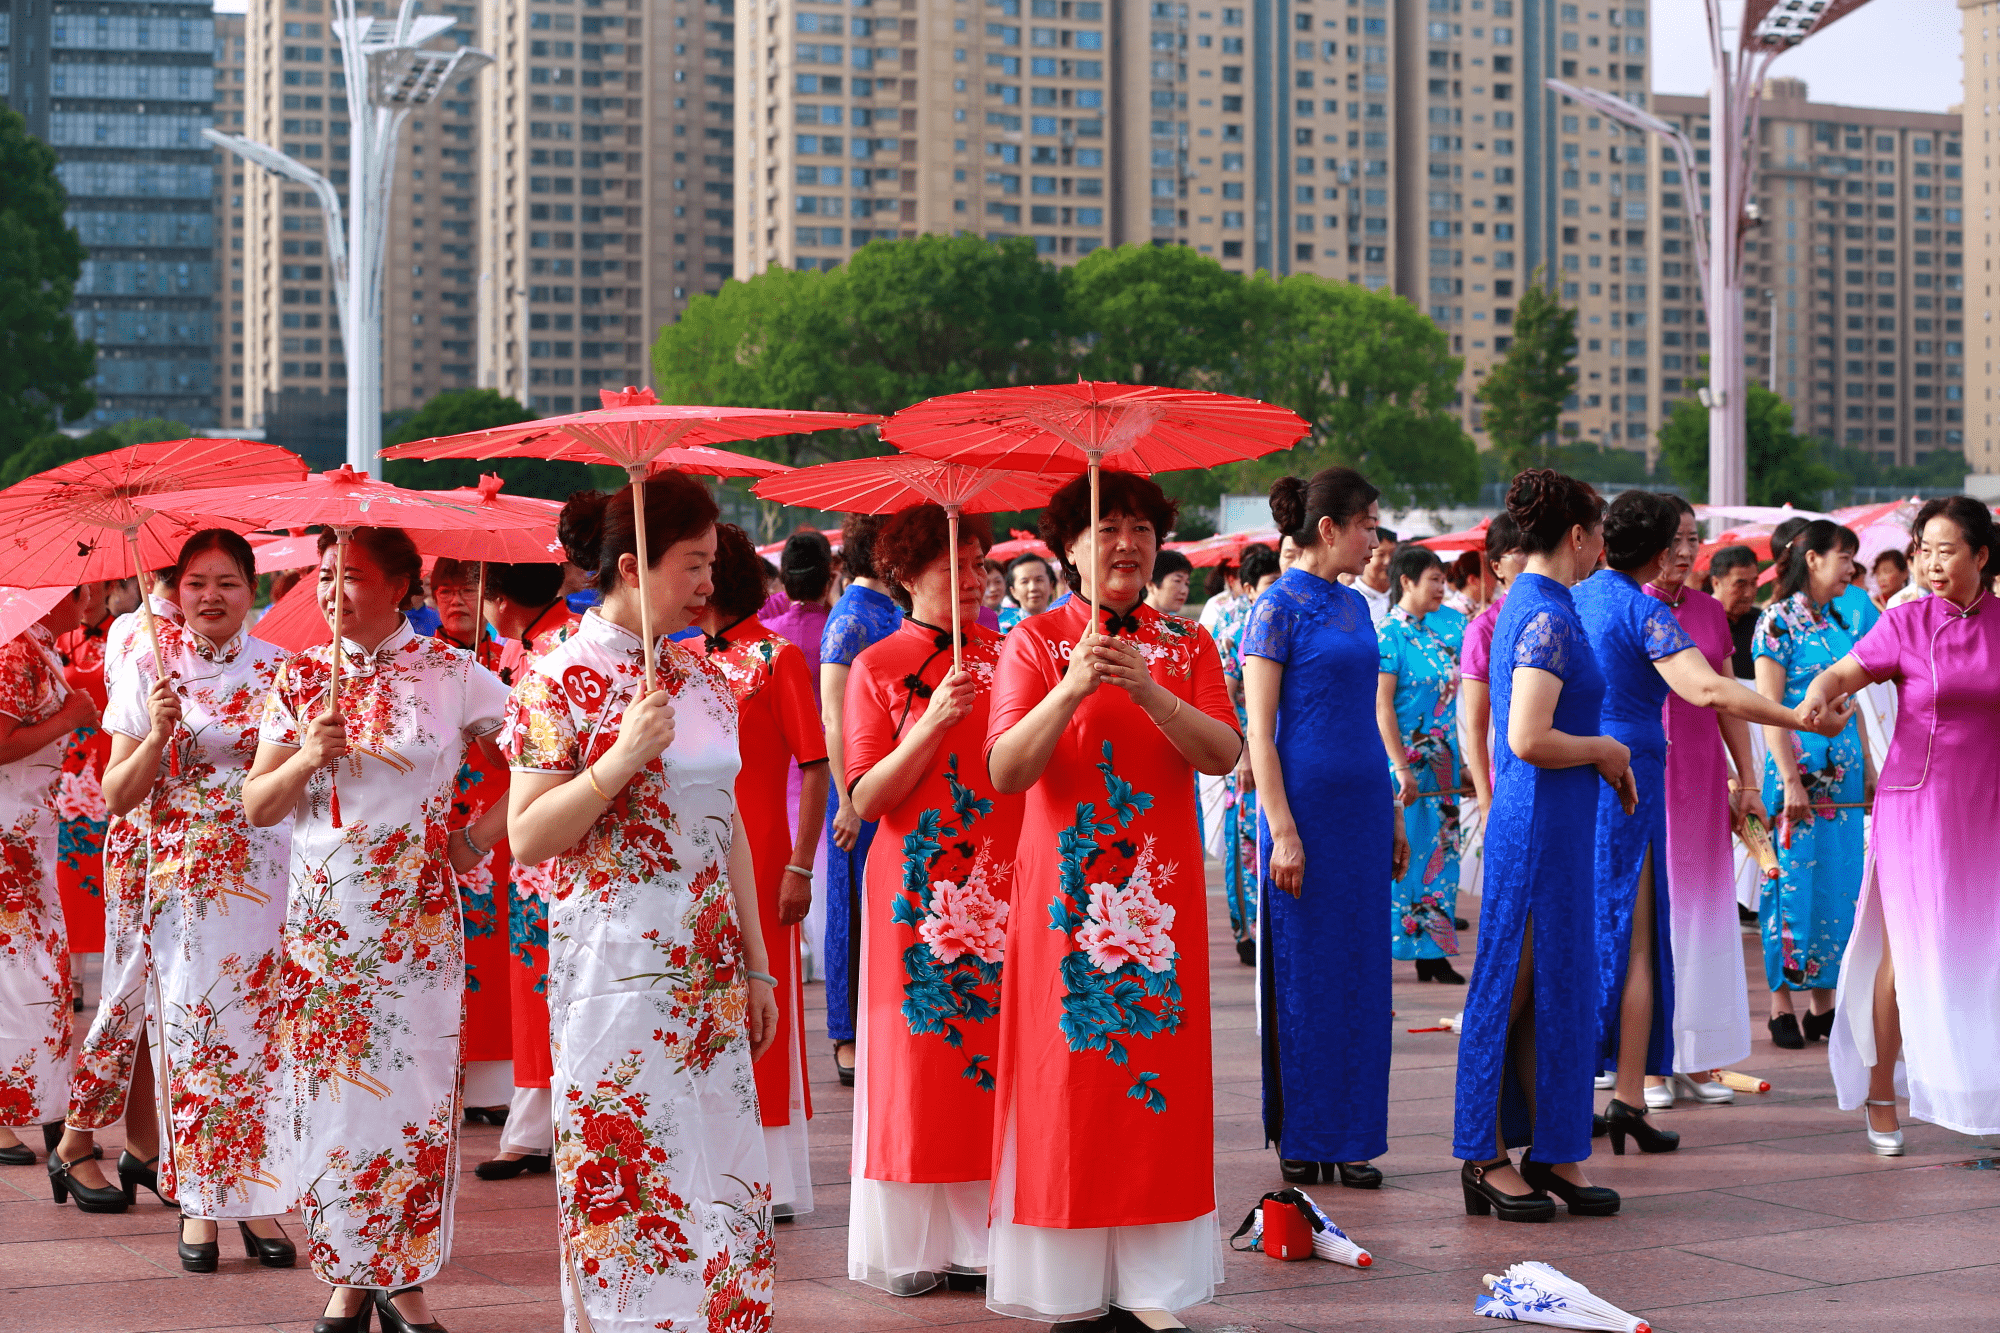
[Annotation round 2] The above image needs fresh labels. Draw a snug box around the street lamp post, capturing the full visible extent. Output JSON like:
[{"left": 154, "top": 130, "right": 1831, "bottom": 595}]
[
  {"left": 205, "top": 0, "right": 491, "bottom": 474},
  {"left": 1548, "top": 0, "right": 1877, "bottom": 508}
]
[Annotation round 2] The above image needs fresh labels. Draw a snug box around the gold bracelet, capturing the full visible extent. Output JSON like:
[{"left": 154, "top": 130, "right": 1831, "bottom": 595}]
[
  {"left": 1155, "top": 694, "right": 1182, "bottom": 726},
  {"left": 585, "top": 764, "right": 613, "bottom": 802}
]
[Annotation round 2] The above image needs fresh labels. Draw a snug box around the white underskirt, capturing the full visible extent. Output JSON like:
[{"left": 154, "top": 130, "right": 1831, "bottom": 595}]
[
  {"left": 984, "top": 1118, "right": 1223, "bottom": 1321},
  {"left": 500, "top": 1085, "right": 554, "bottom": 1155},
  {"left": 848, "top": 1177, "right": 989, "bottom": 1293},
  {"left": 462, "top": 1059, "right": 514, "bottom": 1108}
]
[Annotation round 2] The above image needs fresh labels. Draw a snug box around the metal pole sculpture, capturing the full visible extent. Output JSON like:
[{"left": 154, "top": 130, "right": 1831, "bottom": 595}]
[
  {"left": 205, "top": 0, "right": 491, "bottom": 474},
  {"left": 1548, "top": 0, "right": 1877, "bottom": 509}
]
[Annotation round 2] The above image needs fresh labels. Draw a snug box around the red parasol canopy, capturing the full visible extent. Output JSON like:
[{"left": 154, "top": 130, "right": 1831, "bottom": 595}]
[
  {"left": 0, "top": 586, "right": 75, "bottom": 647},
  {"left": 1417, "top": 517, "right": 1491, "bottom": 554},
  {"left": 754, "top": 456, "right": 1067, "bottom": 667},
  {"left": 381, "top": 386, "right": 882, "bottom": 690},
  {"left": 1165, "top": 528, "right": 1281, "bottom": 568},
  {"left": 990, "top": 529, "right": 1055, "bottom": 563},
  {"left": 885, "top": 382, "right": 1306, "bottom": 629}
]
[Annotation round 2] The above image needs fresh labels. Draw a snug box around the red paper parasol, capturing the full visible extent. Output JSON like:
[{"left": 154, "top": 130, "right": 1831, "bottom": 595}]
[
  {"left": 1417, "top": 517, "right": 1491, "bottom": 554},
  {"left": 251, "top": 531, "right": 322, "bottom": 573},
  {"left": 0, "top": 587, "right": 75, "bottom": 647},
  {"left": 0, "top": 437, "right": 308, "bottom": 697},
  {"left": 381, "top": 386, "right": 882, "bottom": 690},
  {"left": 754, "top": 456, "right": 1066, "bottom": 669},
  {"left": 1165, "top": 528, "right": 1281, "bottom": 568},
  {"left": 989, "top": 529, "right": 1055, "bottom": 563},
  {"left": 884, "top": 382, "right": 1306, "bottom": 631}
]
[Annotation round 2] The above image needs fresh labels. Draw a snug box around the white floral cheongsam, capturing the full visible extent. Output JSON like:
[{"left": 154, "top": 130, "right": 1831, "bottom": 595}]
[
  {"left": 258, "top": 619, "right": 509, "bottom": 1289},
  {"left": 105, "top": 619, "right": 294, "bottom": 1217},
  {"left": 503, "top": 609, "right": 773, "bottom": 1333},
  {"left": 0, "top": 625, "right": 75, "bottom": 1127}
]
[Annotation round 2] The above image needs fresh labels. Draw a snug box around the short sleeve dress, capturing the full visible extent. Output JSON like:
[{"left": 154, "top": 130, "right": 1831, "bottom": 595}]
[
  {"left": 0, "top": 625, "right": 76, "bottom": 1127},
  {"left": 503, "top": 609, "right": 773, "bottom": 1332},
  {"left": 1377, "top": 604, "right": 1468, "bottom": 961}
]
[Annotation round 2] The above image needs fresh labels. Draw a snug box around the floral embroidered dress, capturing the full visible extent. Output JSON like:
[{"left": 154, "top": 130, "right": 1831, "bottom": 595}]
[
  {"left": 1753, "top": 592, "right": 1865, "bottom": 994},
  {"left": 104, "top": 619, "right": 293, "bottom": 1216},
  {"left": 504, "top": 610, "right": 771, "bottom": 1333},
  {"left": 66, "top": 601, "right": 183, "bottom": 1131},
  {"left": 1378, "top": 603, "right": 1467, "bottom": 961},
  {"left": 1244, "top": 569, "right": 1394, "bottom": 1168},
  {"left": 489, "top": 610, "right": 579, "bottom": 1099},
  {"left": 820, "top": 583, "right": 903, "bottom": 1047},
  {"left": 0, "top": 625, "right": 76, "bottom": 1128},
  {"left": 983, "top": 599, "right": 1236, "bottom": 1321},
  {"left": 691, "top": 615, "right": 826, "bottom": 1216},
  {"left": 438, "top": 632, "right": 515, "bottom": 1104},
  {"left": 54, "top": 616, "right": 112, "bottom": 953},
  {"left": 258, "top": 621, "right": 509, "bottom": 1289},
  {"left": 843, "top": 619, "right": 1022, "bottom": 1290},
  {"left": 1212, "top": 596, "right": 1259, "bottom": 954}
]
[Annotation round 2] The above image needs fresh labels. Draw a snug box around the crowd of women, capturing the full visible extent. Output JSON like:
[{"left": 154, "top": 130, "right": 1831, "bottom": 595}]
[{"left": 0, "top": 458, "right": 1996, "bottom": 1333}]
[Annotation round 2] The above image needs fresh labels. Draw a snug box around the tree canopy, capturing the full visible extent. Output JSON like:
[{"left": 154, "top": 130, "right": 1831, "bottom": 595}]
[
  {"left": 655, "top": 238, "right": 1478, "bottom": 508},
  {"left": 0, "top": 108, "right": 97, "bottom": 461},
  {"left": 1658, "top": 381, "right": 1841, "bottom": 506},
  {"left": 381, "top": 388, "right": 615, "bottom": 500},
  {"left": 1477, "top": 271, "right": 1577, "bottom": 475},
  {"left": 0, "top": 417, "right": 192, "bottom": 488}
]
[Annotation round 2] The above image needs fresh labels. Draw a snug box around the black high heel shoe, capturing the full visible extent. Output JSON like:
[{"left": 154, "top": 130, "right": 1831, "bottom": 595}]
[
  {"left": 1802, "top": 1008, "right": 1835, "bottom": 1043},
  {"left": 1322, "top": 1161, "right": 1383, "bottom": 1189},
  {"left": 49, "top": 1151, "right": 130, "bottom": 1213},
  {"left": 240, "top": 1220, "right": 297, "bottom": 1268},
  {"left": 1767, "top": 1012, "right": 1805, "bottom": 1049},
  {"left": 474, "top": 1152, "right": 551, "bottom": 1181},
  {"left": 1519, "top": 1157, "right": 1621, "bottom": 1216},
  {"left": 312, "top": 1290, "right": 374, "bottom": 1333},
  {"left": 832, "top": 1043, "right": 856, "bottom": 1088},
  {"left": 178, "top": 1215, "right": 220, "bottom": 1273},
  {"left": 119, "top": 1150, "right": 172, "bottom": 1206},
  {"left": 1604, "top": 1098, "right": 1680, "bottom": 1155},
  {"left": 1460, "top": 1158, "right": 1555, "bottom": 1223},
  {"left": 1278, "top": 1158, "right": 1319, "bottom": 1184},
  {"left": 372, "top": 1286, "right": 447, "bottom": 1333},
  {"left": 0, "top": 1136, "right": 34, "bottom": 1166}
]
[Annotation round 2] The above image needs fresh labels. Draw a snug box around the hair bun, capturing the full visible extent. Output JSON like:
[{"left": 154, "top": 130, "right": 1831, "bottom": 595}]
[
  {"left": 1268, "top": 475, "right": 1308, "bottom": 536},
  {"left": 1504, "top": 468, "right": 1562, "bottom": 531},
  {"left": 558, "top": 490, "right": 610, "bottom": 570}
]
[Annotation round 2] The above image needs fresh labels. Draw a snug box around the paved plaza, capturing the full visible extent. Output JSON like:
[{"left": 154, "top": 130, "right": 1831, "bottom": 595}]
[{"left": 2, "top": 876, "right": 1995, "bottom": 1332}]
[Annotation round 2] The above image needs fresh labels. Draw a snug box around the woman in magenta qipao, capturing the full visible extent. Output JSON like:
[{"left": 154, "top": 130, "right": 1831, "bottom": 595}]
[
  {"left": 244, "top": 528, "right": 511, "bottom": 1333},
  {"left": 984, "top": 473, "right": 1241, "bottom": 1327},
  {"left": 1243, "top": 468, "right": 1401, "bottom": 1190},
  {"left": 843, "top": 505, "right": 1022, "bottom": 1297},
  {"left": 504, "top": 474, "right": 780, "bottom": 1333},
  {"left": 1804, "top": 498, "right": 2000, "bottom": 1151}
]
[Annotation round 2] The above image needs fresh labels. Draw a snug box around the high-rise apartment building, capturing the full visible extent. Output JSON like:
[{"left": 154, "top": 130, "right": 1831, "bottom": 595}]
[
  {"left": 236, "top": 0, "right": 480, "bottom": 463},
  {"left": 3, "top": 0, "right": 219, "bottom": 429},
  {"left": 216, "top": 12, "right": 246, "bottom": 428},
  {"left": 475, "top": 0, "right": 732, "bottom": 415},
  {"left": 1652, "top": 82, "right": 1963, "bottom": 469},
  {"left": 1959, "top": 0, "right": 1998, "bottom": 482}
]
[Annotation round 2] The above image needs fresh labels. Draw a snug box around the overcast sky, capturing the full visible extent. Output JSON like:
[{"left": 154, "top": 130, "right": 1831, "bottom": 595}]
[{"left": 1651, "top": 0, "right": 1964, "bottom": 113}]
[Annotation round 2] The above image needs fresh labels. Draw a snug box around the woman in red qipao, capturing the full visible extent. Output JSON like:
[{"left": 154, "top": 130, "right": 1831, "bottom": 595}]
[
  {"left": 985, "top": 473, "right": 1243, "bottom": 1330},
  {"left": 843, "top": 505, "right": 1021, "bottom": 1298},
  {"left": 687, "top": 523, "right": 829, "bottom": 1219},
  {"left": 427, "top": 559, "right": 517, "bottom": 1126},
  {"left": 467, "top": 561, "right": 579, "bottom": 1180}
]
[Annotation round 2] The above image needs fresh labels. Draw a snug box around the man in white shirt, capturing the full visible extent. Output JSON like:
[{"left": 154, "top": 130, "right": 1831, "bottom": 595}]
[{"left": 1354, "top": 526, "right": 1397, "bottom": 628}]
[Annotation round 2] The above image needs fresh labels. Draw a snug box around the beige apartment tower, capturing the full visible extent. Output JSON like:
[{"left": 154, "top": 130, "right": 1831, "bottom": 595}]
[
  {"left": 475, "top": 0, "right": 735, "bottom": 414},
  {"left": 1961, "top": 0, "right": 1999, "bottom": 481}
]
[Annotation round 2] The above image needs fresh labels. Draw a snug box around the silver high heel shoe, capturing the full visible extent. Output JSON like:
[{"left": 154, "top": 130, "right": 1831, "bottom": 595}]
[
  {"left": 1643, "top": 1081, "right": 1674, "bottom": 1111},
  {"left": 1864, "top": 1099, "right": 1905, "bottom": 1156},
  {"left": 1672, "top": 1072, "right": 1735, "bottom": 1105}
]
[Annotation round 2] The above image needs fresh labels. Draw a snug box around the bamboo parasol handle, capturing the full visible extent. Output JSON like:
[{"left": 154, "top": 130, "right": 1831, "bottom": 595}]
[
  {"left": 127, "top": 527, "right": 177, "bottom": 776},
  {"left": 946, "top": 505, "right": 964, "bottom": 676},
  {"left": 627, "top": 466, "right": 655, "bottom": 695}
]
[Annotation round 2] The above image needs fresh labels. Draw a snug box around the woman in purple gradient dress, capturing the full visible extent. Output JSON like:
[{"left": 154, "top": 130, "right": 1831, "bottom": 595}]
[{"left": 1805, "top": 497, "right": 2000, "bottom": 1153}]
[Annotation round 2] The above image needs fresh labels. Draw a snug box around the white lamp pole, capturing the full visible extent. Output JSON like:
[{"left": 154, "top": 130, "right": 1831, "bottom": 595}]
[
  {"left": 206, "top": 0, "right": 490, "bottom": 474},
  {"left": 1549, "top": 0, "right": 1876, "bottom": 508}
]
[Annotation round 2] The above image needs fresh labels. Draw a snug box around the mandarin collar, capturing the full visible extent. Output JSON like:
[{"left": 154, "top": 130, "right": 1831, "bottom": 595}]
[{"left": 334, "top": 617, "right": 416, "bottom": 677}]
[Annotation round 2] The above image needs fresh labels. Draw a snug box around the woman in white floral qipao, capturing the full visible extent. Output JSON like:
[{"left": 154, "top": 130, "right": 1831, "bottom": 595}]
[
  {"left": 505, "top": 473, "right": 780, "bottom": 1333},
  {"left": 244, "top": 527, "right": 510, "bottom": 1333},
  {"left": 101, "top": 531, "right": 297, "bottom": 1267}
]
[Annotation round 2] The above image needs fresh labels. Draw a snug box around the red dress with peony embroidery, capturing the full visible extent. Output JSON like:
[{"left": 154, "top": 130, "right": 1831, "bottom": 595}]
[
  {"left": 983, "top": 598, "right": 1237, "bottom": 1229},
  {"left": 845, "top": 618, "right": 1022, "bottom": 1183}
]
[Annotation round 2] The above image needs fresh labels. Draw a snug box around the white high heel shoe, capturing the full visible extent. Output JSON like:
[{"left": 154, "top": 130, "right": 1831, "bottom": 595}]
[
  {"left": 1644, "top": 1081, "right": 1674, "bottom": 1110},
  {"left": 1864, "top": 1099, "right": 1905, "bottom": 1156},
  {"left": 1593, "top": 1072, "right": 1615, "bottom": 1090},
  {"left": 1672, "top": 1072, "right": 1735, "bottom": 1105}
]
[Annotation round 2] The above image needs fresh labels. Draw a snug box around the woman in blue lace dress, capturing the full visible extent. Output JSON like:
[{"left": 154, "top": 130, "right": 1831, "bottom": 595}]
[
  {"left": 1574, "top": 492, "right": 1844, "bottom": 1159},
  {"left": 821, "top": 513, "right": 905, "bottom": 1084},
  {"left": 1755, "top": 519, "right": 1871, "bottom": 1049},
  {"left": 1244, "top": 469, "right": 1404, "bottom": 1190},
  {"left": 1452, "top": 471, "right": 1621, "bottom": 1224},
  {"left": 1375, "top": 543, "right": 1469, "bottom": 983}
]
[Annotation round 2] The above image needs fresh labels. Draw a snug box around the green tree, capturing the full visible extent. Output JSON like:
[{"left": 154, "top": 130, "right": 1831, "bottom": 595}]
[
  {"left": 0, "top": 107, "right": 97, "bottom": 461},
  {"left": 1065, "top": 243, "right": 1250, "bottom": 387},
  {"left": 0, "top": 416, "right": 192, "bottom": 487},
  {"left": 1658, "top": 380, "right": 1840, "bottom": 506},
  {"left": 1477, "top": 271, "right": 1577, "bottom": 474},
  {"left": 380, "top": 388, "right": 613, "bottom": 500},
  {"left": 1229, "top": 274, "right": 1477, "bottom": 507}
]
